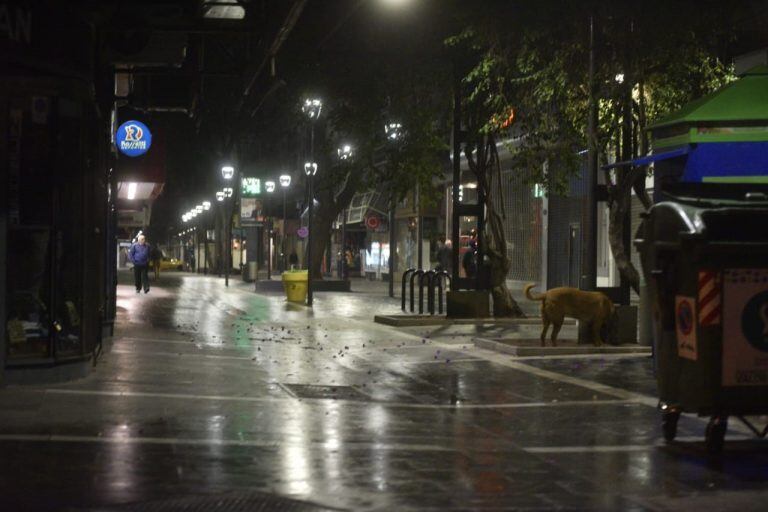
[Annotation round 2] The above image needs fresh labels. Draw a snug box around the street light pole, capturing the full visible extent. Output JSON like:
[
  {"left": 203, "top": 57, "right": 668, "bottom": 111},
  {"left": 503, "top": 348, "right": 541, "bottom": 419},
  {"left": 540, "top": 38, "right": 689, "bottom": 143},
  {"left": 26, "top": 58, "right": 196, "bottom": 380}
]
[
  {"left": 385, "top": 122, "right": 403, "bottom": 298},
  {"left": 280, "top": 174, "right": 291, "bottom": 273},
  {"left": 202, "top": 201, "right": 211, "bottom": 274},
  {"left": 337, "top": 144, "right": 354, "bottom": 281},
  {"left": 216, "top": 190, "right": 225, "bottom": 276},
  {"left": 416, "top": 182, "right": 423, "bottom": 270},
  {"left": 304, "top": 162, "right": 317, "bottom": 305},
  {"left": 265, "top": 180, "right": 276, "bottom": 280},
  {"left": 225, "top": 204, "right": 230, "bottom": 287},
  {"left": 225, "top": 185, "right": 235, "bottom": 287},
  {"left": 222, "top": 164, "right": 236, "bottom": 287},
  {"left": 302, "top": 98, "right": 322, "bottom": 307},
  {"left": 341, "top": 208, "right": 347, "bottom": 279}
]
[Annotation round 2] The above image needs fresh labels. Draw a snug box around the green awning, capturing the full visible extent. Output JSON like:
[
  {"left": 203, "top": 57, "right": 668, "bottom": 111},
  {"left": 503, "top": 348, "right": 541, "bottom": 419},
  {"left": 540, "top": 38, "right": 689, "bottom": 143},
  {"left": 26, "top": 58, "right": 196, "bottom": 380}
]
[{"left": 648, "top": 66, "right": 768, "bottom": 131}]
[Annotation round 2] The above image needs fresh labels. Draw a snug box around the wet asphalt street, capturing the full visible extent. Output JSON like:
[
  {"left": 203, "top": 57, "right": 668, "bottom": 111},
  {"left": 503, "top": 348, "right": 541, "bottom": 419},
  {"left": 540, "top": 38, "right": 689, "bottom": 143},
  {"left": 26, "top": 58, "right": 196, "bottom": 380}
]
[{"left": 1, "top": 273, "right": 768, "bottom": 511}]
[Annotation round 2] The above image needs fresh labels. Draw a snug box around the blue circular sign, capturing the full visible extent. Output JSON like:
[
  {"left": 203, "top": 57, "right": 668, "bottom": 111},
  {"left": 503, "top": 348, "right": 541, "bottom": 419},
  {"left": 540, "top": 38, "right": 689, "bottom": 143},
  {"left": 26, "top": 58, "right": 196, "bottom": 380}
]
[
  {"left": 116, "top": 120, "right": 152, "bottom": 157},
  {"left": 742, "top": 290, "right": 768, "bottom": 352},
  {"left": 677, "top": 300, "right": 693, "bottom": 336}
]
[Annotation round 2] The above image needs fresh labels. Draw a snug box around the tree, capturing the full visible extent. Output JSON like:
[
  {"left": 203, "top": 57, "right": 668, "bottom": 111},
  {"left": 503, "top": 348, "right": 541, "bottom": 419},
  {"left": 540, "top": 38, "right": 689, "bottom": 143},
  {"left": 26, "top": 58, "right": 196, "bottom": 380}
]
[
  {"left": 281, "top": 24, "right": 450, "bottom": 281},
  {"left": 448, "top": 0, "right": 741, "bottom": 295}
]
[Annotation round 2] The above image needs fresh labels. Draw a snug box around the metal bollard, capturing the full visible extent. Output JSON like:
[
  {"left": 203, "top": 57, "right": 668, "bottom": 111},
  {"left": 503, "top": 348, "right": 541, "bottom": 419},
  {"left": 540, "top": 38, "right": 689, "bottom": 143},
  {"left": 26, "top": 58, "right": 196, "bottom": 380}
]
[
  {"left": 401, "top": 268, "right": 416, "bottom": 311},
  {"left": 421, "top": 270, "right": 436, "bottom": 315},
  {"left": 409, "top": 270, "right": 424, "bottom": 313},
  {"left": 435, "top": 271, "right": 451, "bottom": 315}
]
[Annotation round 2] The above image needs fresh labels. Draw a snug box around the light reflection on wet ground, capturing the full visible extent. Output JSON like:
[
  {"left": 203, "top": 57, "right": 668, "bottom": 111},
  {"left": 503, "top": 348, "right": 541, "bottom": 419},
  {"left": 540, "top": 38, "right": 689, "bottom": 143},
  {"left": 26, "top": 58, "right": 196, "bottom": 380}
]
[{"left": 1, "top": 272, "right": 768, "bottom": 511}]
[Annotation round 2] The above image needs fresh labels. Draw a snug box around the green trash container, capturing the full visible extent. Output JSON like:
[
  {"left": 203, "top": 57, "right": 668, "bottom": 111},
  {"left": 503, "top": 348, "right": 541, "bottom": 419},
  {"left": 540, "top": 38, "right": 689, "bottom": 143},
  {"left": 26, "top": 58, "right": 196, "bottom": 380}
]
[{"left": 635, "top": 183, "right": 768, "bottom": 453}]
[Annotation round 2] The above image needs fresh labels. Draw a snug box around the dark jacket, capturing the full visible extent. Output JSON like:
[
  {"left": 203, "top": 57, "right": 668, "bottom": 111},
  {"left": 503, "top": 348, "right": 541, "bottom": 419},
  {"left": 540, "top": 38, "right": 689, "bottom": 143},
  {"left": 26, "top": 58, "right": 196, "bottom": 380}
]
[
  {"left": 129, "top": 243, "right": 151, "bottom": 266},
  {"left": 436, "top": 244, "right": 451, "bottom": 271},
  {"left": 462, "top": 244, "right": 477, "bottom": 277}
]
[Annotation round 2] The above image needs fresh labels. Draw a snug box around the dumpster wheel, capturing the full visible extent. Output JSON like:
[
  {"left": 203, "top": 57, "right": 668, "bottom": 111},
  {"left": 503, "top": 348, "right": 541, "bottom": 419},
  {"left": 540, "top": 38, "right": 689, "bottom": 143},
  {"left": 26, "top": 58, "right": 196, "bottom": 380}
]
[
  {"left": 705, "top": 416, "right": 728, "bottom": 454},
  {"left": 662, "top": 409, "right": 681, "bottom": 442}
]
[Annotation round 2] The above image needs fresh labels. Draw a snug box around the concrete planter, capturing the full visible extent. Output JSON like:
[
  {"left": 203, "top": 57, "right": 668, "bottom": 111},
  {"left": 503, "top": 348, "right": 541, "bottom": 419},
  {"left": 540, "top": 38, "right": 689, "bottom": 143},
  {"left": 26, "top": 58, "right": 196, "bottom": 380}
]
[{"left": 446, "top": 290, "right": 490, "bottom": 318}]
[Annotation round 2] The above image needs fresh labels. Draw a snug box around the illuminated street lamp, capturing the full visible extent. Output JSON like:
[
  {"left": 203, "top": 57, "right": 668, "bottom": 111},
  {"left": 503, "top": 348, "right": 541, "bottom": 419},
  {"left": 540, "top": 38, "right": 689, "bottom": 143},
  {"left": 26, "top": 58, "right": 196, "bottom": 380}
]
[
  {"left": 221, "top": 165, "right": 235, "bottom": 180},
  {"left": 385, "top": 122, "right": 402, "bottom": 141},
  {"left": 265, "top": 180, "right": 276, "bottom": 193},
  {"left": 382, "top": 0, "right": 412, "bottom": 6},
  {"left": 202, "top": 201, "right": 211, "bottom": 211},
  {"left": 224, "top": 187, "right": 233, "bottom": 198},
  {"left": 216, "top": 191, "right": 225, "bottom": 202},
  {"left": 337, "top": 144, "right": 353, "bottom": 161},
  {"left": 301, "top": 98, "right": 323, "bottom": 120}
]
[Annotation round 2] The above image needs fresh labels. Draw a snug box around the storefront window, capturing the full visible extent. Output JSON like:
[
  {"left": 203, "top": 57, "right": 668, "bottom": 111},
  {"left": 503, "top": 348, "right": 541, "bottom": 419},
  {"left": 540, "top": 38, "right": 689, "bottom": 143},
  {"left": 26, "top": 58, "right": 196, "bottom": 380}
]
[{"left": 5, "top": 90, "right": 86, "bottom": 363}]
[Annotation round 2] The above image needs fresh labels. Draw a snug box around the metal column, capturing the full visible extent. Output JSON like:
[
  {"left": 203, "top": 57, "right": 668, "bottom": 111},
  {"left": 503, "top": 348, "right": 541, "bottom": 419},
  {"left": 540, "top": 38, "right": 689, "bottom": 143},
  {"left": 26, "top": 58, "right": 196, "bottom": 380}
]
[
  {"left": 581, "top": 15, "right": 598, "bottom": 293},
  {"left": 416, "top": 182, "right": 423, "bottom": 269},
  {"left": 450, "top": 69, "right": 462, "bottom": 288},
  {"left": 388, "top": 198, "right": 395, "bottom": 297},
  {"left": 307, "top": 173, "right": 314, "bottom": 305},
  {"left": 340, "top": 208, "right": 347, "bottom": 279}
]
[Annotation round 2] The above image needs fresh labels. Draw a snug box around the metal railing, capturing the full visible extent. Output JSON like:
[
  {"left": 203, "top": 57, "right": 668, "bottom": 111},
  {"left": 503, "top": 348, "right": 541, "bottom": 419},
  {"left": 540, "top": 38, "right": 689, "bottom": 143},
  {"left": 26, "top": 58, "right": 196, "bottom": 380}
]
[{"left": 401, "top": 268, "right": 451, "bottom": 315}]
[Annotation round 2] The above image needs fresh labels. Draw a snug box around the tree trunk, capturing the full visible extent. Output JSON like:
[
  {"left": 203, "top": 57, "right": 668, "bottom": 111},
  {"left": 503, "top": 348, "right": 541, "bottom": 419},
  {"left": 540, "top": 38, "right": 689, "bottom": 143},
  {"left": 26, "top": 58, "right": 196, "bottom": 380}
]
[
  {"left": 486, "top": 202, "right": 525, "bottom": 317},
  {"left": 606, "top": 167, "right": 642, "bottom": 295},
  {"left": 470, "top": 138, "right": 525, "bottom": 318}
]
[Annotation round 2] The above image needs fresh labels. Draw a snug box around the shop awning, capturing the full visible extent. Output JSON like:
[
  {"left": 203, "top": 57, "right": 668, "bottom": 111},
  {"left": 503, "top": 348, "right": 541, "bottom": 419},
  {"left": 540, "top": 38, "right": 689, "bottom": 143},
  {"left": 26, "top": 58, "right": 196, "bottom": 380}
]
[{"left": 603, "top": 145, "right": 692, "bottom": 170}]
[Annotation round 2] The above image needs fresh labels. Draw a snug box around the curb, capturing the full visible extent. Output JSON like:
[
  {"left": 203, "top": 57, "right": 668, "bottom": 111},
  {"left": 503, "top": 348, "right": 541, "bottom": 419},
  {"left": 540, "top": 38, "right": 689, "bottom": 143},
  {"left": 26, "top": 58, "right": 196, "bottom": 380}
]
[
  {"left": 373, "top": 315, "right": 576, "bottom": 327},
  {"left": 473, "top": 337, "right": 652, "bottom": 357}
]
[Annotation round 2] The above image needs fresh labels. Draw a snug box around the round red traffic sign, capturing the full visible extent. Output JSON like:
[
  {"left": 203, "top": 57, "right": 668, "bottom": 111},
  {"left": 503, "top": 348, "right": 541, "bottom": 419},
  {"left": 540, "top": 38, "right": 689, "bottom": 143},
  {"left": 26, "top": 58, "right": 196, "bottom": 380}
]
[{"left": 365, "top": 216, "right": 380, "bottom": 230}]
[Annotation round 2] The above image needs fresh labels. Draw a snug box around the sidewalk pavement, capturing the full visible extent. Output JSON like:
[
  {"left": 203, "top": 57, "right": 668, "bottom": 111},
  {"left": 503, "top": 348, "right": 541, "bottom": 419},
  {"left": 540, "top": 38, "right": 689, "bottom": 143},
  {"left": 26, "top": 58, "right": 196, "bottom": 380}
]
[{"left": 0, "top": 272, "right": 766, "bottom": 511}]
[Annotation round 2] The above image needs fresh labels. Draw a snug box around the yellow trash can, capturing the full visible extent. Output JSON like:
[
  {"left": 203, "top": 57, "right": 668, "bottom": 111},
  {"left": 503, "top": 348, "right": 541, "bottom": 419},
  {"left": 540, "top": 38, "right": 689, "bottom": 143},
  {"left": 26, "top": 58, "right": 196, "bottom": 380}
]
[{"left": 282, "top": 270, "right": 308, "bottom": 303}]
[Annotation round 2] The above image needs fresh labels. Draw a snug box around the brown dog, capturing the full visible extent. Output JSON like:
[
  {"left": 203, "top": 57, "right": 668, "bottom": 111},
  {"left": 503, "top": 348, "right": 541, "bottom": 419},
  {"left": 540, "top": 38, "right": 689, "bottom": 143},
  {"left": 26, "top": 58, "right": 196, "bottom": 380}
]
[{"left": 524, "top": 284, "right": 615, "bottom": 347}]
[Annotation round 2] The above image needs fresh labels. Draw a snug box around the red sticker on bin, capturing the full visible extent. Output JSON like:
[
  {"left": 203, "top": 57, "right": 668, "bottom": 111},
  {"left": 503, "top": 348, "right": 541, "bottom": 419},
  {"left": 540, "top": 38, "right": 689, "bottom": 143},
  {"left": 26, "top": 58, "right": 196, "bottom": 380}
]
[{"left": 698, "top": 270, "right": 722, "bottom": 326}]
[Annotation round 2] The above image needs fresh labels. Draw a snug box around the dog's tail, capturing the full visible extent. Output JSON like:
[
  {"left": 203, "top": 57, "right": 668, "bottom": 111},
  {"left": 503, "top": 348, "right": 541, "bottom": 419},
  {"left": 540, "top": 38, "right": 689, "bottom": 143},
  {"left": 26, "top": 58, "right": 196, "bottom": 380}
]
[{"left": 524, "top": 283, "right": 546, "bottom": 301}]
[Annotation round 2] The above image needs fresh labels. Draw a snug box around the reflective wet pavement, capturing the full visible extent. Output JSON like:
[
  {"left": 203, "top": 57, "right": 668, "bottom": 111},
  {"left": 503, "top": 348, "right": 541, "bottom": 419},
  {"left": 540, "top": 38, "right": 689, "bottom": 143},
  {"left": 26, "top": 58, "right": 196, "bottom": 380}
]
[{"left": 1, "top": 273, "right": 768, "bottom": 511}]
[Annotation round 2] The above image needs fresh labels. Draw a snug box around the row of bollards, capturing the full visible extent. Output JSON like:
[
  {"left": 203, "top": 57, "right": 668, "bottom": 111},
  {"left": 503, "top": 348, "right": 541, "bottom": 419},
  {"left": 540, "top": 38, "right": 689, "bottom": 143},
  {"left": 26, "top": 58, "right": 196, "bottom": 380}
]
[{"left": 401, "top": 268, "right": 451, "bottom": 315}]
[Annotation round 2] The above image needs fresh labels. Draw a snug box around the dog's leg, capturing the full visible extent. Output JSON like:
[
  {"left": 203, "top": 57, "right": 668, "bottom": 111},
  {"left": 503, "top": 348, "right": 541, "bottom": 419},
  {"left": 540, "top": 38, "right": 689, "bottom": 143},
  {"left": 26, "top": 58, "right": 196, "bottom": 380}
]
[
  {"left": 540, "top": 315, "right": 551, "bottom": 347},
  {"left": 551, "top": 321, "right": 562, "bottom": 347},
  {"left": 592, "top": 319, "right": 604, "bottom": 347}
]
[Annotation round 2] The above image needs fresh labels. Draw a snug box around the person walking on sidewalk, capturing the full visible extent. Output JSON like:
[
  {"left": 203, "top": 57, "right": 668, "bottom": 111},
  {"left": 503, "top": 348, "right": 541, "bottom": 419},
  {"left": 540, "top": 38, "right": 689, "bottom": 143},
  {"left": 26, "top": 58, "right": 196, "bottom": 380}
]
[
  {"left": 129, "top": 234, "right": 151, "bottom": 293},
  {"left": 150, "top": 245, "right": 163, "bottom": 281}
]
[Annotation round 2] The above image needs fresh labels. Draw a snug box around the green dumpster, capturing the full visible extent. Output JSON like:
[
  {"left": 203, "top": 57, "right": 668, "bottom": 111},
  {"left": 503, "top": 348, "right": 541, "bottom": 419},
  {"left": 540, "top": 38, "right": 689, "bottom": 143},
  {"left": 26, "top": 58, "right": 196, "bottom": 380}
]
[{"left": 635, "top": 182, "right": 768, "bottom": 453}]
